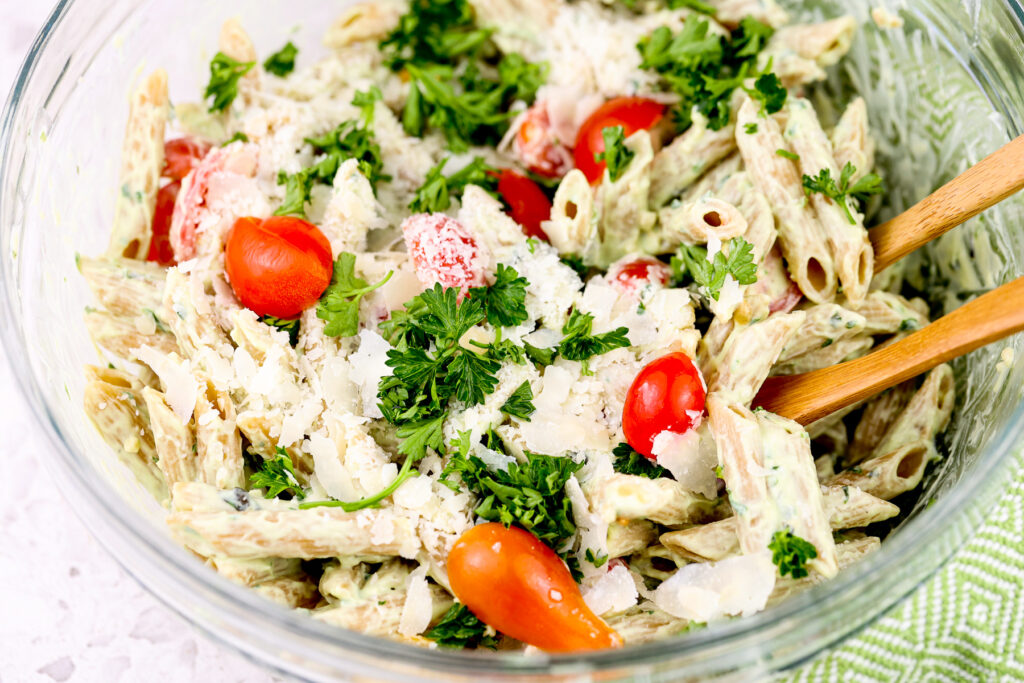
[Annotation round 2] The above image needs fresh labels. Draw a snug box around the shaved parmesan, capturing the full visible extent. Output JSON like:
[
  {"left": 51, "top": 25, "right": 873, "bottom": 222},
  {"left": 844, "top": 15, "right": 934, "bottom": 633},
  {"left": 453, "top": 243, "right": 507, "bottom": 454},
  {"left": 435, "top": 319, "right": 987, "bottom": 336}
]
[
  {"left": 136, "top": 346, "right": 196, "bottom": 423},
  {"left": 349, "top": 330, "right": 392, "bottom": 419},
  {"left": 398, "top": 566, "right": 433, "bottom": 637},
  {"left": 583, "top": 565, "right": 638, "bottom": 616},
  {"left": 652, "top": 424, "right": 718, "bottom": 499},
  {"left": 653, "top": 552, "right": 776, "bottom": 622}
]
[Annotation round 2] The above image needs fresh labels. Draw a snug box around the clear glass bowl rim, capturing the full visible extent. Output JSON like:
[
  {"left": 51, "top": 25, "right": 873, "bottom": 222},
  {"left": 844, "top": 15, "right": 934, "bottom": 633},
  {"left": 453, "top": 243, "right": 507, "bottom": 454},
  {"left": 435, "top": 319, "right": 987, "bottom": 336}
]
[{"left": 2, "top": 0, "right": 1024, "bottom": 679}]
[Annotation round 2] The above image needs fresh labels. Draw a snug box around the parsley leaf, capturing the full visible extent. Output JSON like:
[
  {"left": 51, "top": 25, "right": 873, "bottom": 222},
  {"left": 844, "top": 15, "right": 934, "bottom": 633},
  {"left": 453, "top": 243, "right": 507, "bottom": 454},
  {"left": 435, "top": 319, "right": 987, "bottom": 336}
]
[
  {"left": 274, "top": 170, "right": 317, "bottom": 218},
  {"left": 500, "top": 381, "right": 535, "bottom": 420},
  {"left": 744, "top": 122, "right": 758, "bottom": 134},
  {"left": 441, "top": 434, "right": 583, "bottom": 547},
  {"left": 748, "top": 72, "right": 786, "bottom": 116},
  {"left": 557, "top": 309, "right": 631, "bottom": 375},
  {"left": 776, "top": 148, "right": 799, "bottom": 161},
  {"left": 802, "top": 162, "right": 884, "bottom": 224},
  {"left": 352, "top": 86, "right": 383, "bottom": 126},
  {"left": 448, "top": 350, "right": 501, "bottom": 406},
  {"left": 263, "top": 41, "right": 298, "bottom": 77},
  {"left": 380, "top": 0, "right": 487, "bottom": 70},
  {"left": 316, "top": 253, "right": 393, "bottom": 338},
  {"left": 595, "top": 126, "right": 636, "bottom": 182},
  {"left": 205, "top": 52, "right": 256, "bottom": 113},
  {"left": 259, "top": 315, "right": 300, "bottom": 346},
  {"left": 250, "top": 448, "right": 305, "bottom": 499},
  {"left": 612, "top": 442, "right": 669, "bottom": 479},
  {"left": 409, "top": 156, "right": 497, "bottom": 213},
  {"left": 524, "top": 342, "right": 556, "bottom": 367},
  {"left": 468, "top": 264, "right": 528, "bottom": 328},
  {"left": 222, "top": 131, "right": 250, "bottom": 146},
  {"left": 425, "top": 603, "right": 498, "bottom": 649},
  {"left": 305, "top": 120, "right": 390, "bottom": 191},
  {"left": 768, "top": 529, "right": 818, "bottom": 579},
  {"left": 417, "top": 284, "right": 487, "bottom": 343},
  {"left": 585, "top": 548, "right": 610, "bottom": 568},
  {"left": 672, "top": 237, "right": 758, "bottom": 300}
]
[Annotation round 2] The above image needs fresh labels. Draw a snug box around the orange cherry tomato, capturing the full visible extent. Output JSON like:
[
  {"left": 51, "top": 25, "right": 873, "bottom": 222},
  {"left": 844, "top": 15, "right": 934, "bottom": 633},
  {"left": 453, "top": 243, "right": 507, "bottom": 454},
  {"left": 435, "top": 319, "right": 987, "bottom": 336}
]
[
  {"left": 448, "top": 523, "right": 623, "bottom": 652},
  {"left": 163, "top": 137, "right": 212, "bottom": 182},
  {"left": 608, "top": 256, "right": 671, "bottom": 296},
  {"left": 494, "top": 169, "right": 552, "bottom": 241},
  {"left": 224, "top": 215, "right": 333, "bottom": 319},
  {"left": 515, "top": 103, "right": 572, "bottom": 178},
  {"left": 146, "top": 180, "right": 180, "bottom": 267},
  {"left": 574, "top": 97, "right": 666, "bottom": 184},
  {"left": 622, "top": 352, "right": 706, "bottom": 460}
]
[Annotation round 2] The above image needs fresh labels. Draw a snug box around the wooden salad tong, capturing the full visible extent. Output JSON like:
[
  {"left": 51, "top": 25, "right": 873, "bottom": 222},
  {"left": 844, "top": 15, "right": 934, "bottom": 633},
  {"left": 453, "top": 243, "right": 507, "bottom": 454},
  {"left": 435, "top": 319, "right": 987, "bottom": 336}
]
[{"left": 755, "top": 134, "right": 1024, "bottom": 424}]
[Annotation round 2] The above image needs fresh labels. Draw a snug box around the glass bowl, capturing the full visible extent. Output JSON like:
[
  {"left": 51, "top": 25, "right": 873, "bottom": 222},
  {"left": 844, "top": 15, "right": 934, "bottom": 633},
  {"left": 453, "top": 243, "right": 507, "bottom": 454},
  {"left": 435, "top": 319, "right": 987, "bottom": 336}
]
[{"left": 2, "top": 0, "right": 1023, "bottom": 680}]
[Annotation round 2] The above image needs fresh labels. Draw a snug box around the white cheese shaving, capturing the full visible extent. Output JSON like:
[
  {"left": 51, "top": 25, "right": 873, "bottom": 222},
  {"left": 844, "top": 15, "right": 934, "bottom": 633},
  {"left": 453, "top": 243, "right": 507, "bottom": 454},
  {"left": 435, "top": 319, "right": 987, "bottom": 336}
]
[
  {"left": 348, "top": 330, "right": 393, "bottom": 419},
  {"left": 136, "top": 346, "right": 196, "bottom": 423},
  {"left": 653, "top": 552, "right": 776, "bottom": 623},
  {"left": 398, "top": 566, "right": 433, "bottom": 637},
  {"left": 583, "top": 565, "right": 639, "bottom": 616},
  {"left": 652, "top": 424, "right": 719, "bottom": 499},
  {"left": 279, "top": 398, "right": 323, "bottom": 447},
  {"left": 306, "top": 432, "right": 359, "bottom": 502},
  {"left": 565, "top": 476, "right": 610, "bottom": 582},
  {"left": 392, "top": 475, "right": 433, "bottom": 511}
]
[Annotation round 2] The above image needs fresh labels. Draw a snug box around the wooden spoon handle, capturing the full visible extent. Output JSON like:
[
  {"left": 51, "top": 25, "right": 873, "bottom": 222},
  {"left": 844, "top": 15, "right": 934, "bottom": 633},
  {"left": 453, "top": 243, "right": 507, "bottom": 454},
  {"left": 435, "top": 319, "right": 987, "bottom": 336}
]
[
  {"left": 870, "top": 134, "right": 1024, "bottom": 273},
  {"left": 754, "top": 276, "right": 1024, "bottom": 425}
]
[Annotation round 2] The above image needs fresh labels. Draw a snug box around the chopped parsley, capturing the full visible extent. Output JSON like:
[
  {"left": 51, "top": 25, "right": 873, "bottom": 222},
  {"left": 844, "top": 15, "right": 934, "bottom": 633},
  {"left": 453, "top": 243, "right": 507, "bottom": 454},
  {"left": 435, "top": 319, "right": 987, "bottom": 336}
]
[
  {"left": 409, "top": 157, "right": 497, "bottom": 213},
  {"left": 263, "top": 41, "right": 298, "bottom": 77},
  {"left": 776, "top": 149, "right": 800, "bottom": 161},
  {"left": 425, "top": 603, "right": 498, "bottom": 649},
  {"left": 204, "top": 52, "right": 255, "bottom": 113},
  {"left": 250, "top": 448, "right": 305, "bottom": 499},
  {"left": 441, "top": 431, "right": 583, "bottom": 548},
  {"left": 613, "top": 442, "right": 669, "bottom": 479},
  {"left": 744, "top": 122, "right": 759, "bottom": 134},
  {"left": 637, "top": 15, "right": 783, "bottom": 132},
  {"left": 560, "top": 254, "right": 589, "bottom": 280},
  {"left": 468, "top": 263, "right": 529, "bottom": 328},
  {"left": 259, "top": 315, "right": 300, "bottom": 346},
  {"left": 672, "top": 237, "right": 758, "bottom": 301},
  {"left": 557, "top": 309, "right": 631, "bottom": 375},
  {"left": 352, "top": 85, "right": 383, "bottom": 126},
  {"left": 222, "top": 131, "right": 250, "bottom": 146},
  {"left": 585, "top": 548, "right": 610, "bottom": 568},
  {"left": 802, "top": 162, "right": 884, "bottom": 224},
  {"left": 768, "top": 529, "right": 818, "bottom": 579},
  {"left": 595, "top": 126, "right": 636, "bottom": 182},
  {"left": 500, "top": 381, "right": 535, "bottom": 420},
  {"left": 274, "top": 92, "right": 389, "bottom": 218},
  {"left": 316, "top": 253, "right": 394, "bottom": 338}
]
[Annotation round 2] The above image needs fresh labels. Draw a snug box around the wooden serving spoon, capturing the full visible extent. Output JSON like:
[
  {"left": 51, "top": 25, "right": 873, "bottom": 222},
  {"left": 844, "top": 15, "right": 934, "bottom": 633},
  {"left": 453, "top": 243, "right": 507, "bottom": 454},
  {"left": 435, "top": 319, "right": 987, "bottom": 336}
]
[{"left": 754, "top": 134, "right": 1024, "bottom": 424}]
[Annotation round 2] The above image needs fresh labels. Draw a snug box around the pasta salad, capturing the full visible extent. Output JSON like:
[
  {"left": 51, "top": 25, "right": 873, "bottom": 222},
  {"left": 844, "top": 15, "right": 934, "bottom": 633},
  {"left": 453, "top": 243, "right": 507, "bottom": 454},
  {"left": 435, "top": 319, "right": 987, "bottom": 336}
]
[{"left": 80, "top": 0, "right": 953, "bottom": 652}]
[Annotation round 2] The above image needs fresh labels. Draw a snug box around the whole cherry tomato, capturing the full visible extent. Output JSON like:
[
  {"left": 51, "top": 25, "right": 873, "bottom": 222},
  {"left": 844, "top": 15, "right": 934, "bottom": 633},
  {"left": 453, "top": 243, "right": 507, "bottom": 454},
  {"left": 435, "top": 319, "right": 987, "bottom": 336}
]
[
  {"left": 515, "top": 103, "right": 572, "bottom": 178},
  {"left": 146, "top": 180, "right": 180, "bottom": 267},
  {"left": 608, "top": 256, "right": 671, "bottom": 296},
  {"left": 447, "top": 523, "right": 622, "bottom": 652},
  {"left": 402, "top": 213, "right": 487, "bottom": 294},
  {"left": 494, "top": 169, "right": 552, "bottom": 241},
  {"left": 574, "top": 97, "right": 666, "bottom": 184},
  {"left": 622, "top": 352, "right": 707, "bottom": 460},
  {"left": 163, "top": 137, "right": 212, "bottom": 182},
  {"left": 224, "top": 215, "right": 333, "bottom": 319}
]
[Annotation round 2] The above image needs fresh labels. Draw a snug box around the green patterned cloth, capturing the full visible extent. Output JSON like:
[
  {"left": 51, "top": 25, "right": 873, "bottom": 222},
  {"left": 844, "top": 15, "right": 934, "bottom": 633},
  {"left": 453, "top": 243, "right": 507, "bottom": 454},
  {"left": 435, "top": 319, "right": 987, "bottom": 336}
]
[{"left": 787, "top": 450, "right": 1024, "bottom": 681}]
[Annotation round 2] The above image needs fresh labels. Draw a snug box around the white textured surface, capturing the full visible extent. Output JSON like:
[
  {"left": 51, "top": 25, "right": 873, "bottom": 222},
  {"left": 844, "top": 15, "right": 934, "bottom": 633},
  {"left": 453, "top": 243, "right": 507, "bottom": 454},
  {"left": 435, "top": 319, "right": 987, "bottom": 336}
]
[{"left": 0, "top": 4, "right": 281, "bottom": 682}]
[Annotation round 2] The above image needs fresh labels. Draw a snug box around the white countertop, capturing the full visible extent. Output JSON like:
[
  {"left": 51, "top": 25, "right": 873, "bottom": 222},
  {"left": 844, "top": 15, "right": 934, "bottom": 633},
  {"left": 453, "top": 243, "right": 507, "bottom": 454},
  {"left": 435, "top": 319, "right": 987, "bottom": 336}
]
[{"left": 0, "top": 3, "right": 281, "bottom": 681}]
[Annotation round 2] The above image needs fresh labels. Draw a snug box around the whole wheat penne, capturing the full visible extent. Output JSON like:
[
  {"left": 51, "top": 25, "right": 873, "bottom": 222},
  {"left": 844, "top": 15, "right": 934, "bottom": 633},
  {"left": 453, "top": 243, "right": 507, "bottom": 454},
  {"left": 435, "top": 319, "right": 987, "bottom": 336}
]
[
  {"left": 585, "top": 474, "right": 720, "bottom": 527},
  {"left": 846, "top": 382, "right": 916, "bottom": 467},
  {"left": 708, "top": 311, "right": 806, "bottom": 405},
  {"left": 829, "top": 441, "right": 933, "bottom": 500},
  {"left": 831, "top": 98, "right": 875, "bottom": 184},
  {"left": 650, "top": 117, "right": 737, "bottom": 207},
  {"left": 873, "top": 365, "right": 955, "bottom": 456},
  {"left": 768, "top": 536, "right": 880, "bottom": 604}
]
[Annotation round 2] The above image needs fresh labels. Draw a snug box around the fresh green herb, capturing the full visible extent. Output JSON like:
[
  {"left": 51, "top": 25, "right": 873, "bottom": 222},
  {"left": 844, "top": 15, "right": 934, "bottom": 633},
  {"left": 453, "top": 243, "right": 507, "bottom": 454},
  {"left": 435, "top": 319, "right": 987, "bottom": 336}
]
[
  {"left": 305, "top": 119, "right": 390, "bottom": 190},
  {"left": 523, "top": 342, "right": 556, "bottom": 367},
  {"left": 500, "top": 381, "right": 535, "bottom": 421},
  {"left": 557, "top": 309, "right": 631, "bottom": 375},
  {"left": 468, "top": 264, "right": 529, "bottom": 327},
  {"left": 263, "top": 41, "right": 298, "bottom": 77},
  {"left": 899, "top": 318, "right": 919, "bottom": 332},
  {"left": 273, "top": 170, "right": 317, "bottom": 218},
  {"left": 802, "top": 162, "right": 884, "bottom": 224},
  {"left": 380, "top": 0, "right": 489, "bottom": 70},
  {"left": 300, "top": 445, "right": 426, "bottom": 511},
  {"left": 776, "top": 149, "right": 799, "bottom": 161},
  {"left": 594, "top": 126, "right": 636, "bottom": 182},
  {"left": 744, "top": 122, "right": 758, "bottom": 134},
  {"left": 409, "top": 156, "right": 497, "bottom": 213},
  {"left": 259, "top": 315, "right": 300, "bottom": 346},
  {"left": 613, "top": 442, "right": 669, "bottom": 479},
  {"left": 560, "top": 254, "right": 589, "bottom": 280},
  {"left": 204, "top": 52, "right": 256, "bottom": 113},
  {"left": 714, "top": 464, "right": 724, "bottom": 478},
  {"left": 425, "top": 603, "right": 498, "bottom": 649},
  {"left": 441, "top": 431, "right": 583, "bottom": 547},
  {"left": 585, "top": 548, "right": 610, "bottom": 568},
  {"left": 250, "top": 448, "right": 305, "bottom": 499},
  {"left": 352, "top": 86, "right": 383, "bottom": 126},
  {"left": 679, "top": 621, "right": 708, "bottom": 634},
  {"left": 636, "top": 15, "right": 782, "bottom": 132},
  {"left": 672, "top": 237, "right": 758, "bottom": 300},
  {"left": 768, "top": 529, "right": 818, "bottom": 579},
  {"left": 316, "top": 253, "right": 393, "bottom": 338},
  {"left": 222, "top": 131, "right": 250, "bottom": 146}
]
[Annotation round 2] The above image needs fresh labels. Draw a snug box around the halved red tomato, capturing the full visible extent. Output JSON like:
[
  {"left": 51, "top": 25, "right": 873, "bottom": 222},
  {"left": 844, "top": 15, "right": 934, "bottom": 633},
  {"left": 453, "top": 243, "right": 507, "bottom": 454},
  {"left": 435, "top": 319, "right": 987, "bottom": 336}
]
[{"left": 574, "top": 97, "right": 666, "bottom": 184}]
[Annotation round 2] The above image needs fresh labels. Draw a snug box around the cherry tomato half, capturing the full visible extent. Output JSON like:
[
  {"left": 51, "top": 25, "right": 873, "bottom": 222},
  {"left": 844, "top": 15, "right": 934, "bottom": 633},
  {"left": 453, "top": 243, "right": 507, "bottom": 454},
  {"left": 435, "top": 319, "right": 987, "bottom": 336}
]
[
  {"left": 494, "top": 170, "right": 552, "bottom": 241},
  {"left": 515, "top": 103, "right": 572, "bottom": 179},
  {"left": 146, "top": 180, "right": 180, "bottom": 267},
  {"left": 608, "top": 256, "right": 671, "bottom": 296},
  {"left": 574, "top": 97, "right": 666, "bottom": 184},
  {"left": 163, "top": 137, "right": 212, "bottom": 182},
  {"left": 224, "top": 215, "right": 333, "bottom": 319},
  {"left": 622, "top": 352, "right": 707, "bottom": 460},
  {"left": 448, "top": 523, "right": 622, "bottom": 652}
]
